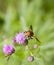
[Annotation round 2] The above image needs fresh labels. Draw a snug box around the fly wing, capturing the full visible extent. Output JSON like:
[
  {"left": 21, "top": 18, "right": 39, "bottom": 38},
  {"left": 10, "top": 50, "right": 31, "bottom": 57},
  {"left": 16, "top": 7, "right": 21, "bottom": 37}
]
[
  {"left": 33, "top": 36, "right": 41, "bottom": 43},
  {"left": 35, "top": 37, "right": 41, "bottom": 43}
]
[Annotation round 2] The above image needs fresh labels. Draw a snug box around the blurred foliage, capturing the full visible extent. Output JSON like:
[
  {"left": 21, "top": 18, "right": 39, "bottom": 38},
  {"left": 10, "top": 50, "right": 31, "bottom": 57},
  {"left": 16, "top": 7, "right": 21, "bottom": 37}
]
[{"left": 0, "top": 0, "right": 54, "bottom": 65}]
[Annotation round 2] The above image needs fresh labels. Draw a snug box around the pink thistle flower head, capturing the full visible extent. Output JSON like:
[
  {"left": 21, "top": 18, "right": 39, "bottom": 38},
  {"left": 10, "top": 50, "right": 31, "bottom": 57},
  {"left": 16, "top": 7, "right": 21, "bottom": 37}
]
[
  {"left": 15, "top": 32, "right": 26, "bottom": 44},
  {"left": 3, "top": 44, "right": 15, "bottom": 56},
  {"left": 27, "top": 56, "right": 34, "bottom": 62}
]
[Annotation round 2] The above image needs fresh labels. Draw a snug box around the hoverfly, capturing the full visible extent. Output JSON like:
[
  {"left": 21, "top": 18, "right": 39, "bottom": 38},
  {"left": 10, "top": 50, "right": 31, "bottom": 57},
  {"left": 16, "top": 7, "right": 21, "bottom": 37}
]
[{"left": 25, "top": 25, "right": 41, "bottom": 42}]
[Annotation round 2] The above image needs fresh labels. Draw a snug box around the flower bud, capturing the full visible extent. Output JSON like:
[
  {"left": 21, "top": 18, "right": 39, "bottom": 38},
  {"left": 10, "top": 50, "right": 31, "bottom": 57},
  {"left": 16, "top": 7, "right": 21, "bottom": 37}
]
[
  {"left": 33, "top": 44, "right": 38, "bottom": 49},
  {"left": 27, "top": 56, "right": 34, "bottom": 62}
]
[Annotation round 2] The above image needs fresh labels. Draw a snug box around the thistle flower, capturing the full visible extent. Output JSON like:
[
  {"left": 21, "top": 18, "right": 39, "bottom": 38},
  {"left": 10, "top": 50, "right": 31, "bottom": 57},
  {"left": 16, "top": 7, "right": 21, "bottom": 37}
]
[
  {"left": 3, "top": 44, "right": 15, "bottom": 56},
  {"left": 27, "top": 56, "right": 34, "bottom": 62},
  {"left": 14, "top": 32, "right": 28, "bottom": 45}
]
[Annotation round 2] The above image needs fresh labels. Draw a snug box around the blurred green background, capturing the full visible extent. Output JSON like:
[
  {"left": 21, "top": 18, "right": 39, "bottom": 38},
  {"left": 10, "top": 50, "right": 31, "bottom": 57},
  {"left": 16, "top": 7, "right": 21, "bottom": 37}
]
[{"left": 0, "top": 0, "right": 54, "bottom": 65}]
